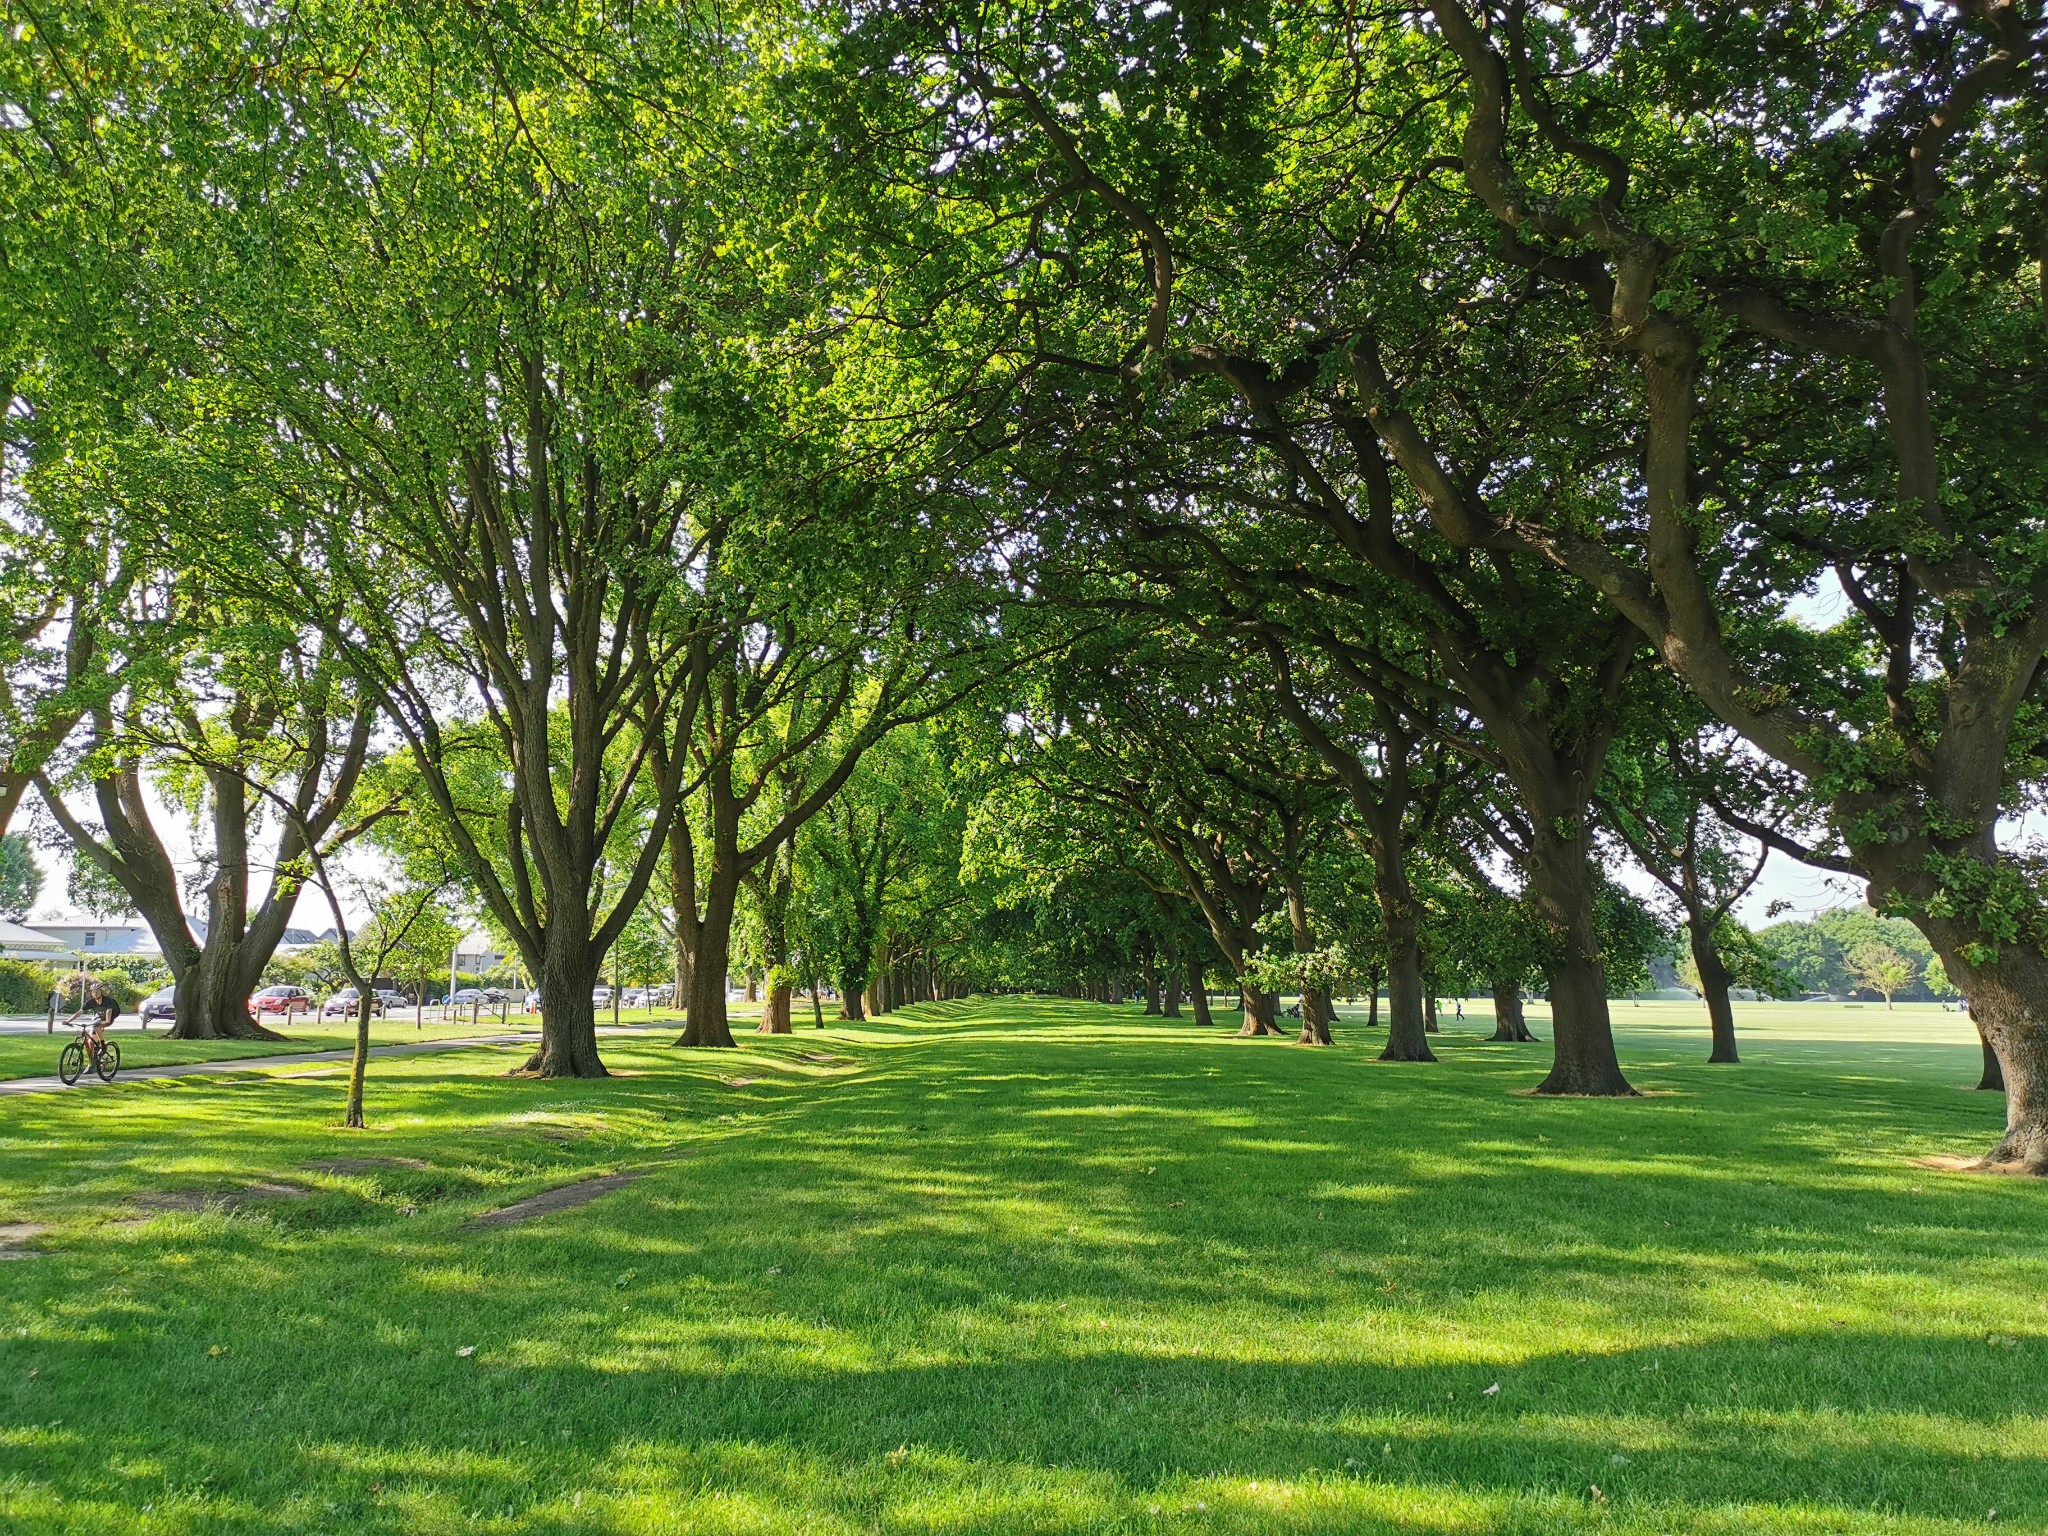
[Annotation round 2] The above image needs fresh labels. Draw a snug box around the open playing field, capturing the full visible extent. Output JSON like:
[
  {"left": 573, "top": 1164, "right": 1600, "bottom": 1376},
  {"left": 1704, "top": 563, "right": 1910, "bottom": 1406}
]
[{"left": 1, "top": 996, "right": 2041, "bottom": 1535}]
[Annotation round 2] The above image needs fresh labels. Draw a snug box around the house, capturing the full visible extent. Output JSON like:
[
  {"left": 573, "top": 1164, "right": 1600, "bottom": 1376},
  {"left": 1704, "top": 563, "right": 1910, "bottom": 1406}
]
[
  {"left": 453, "top": 934, "right": 507, "bottom": 975},
  {"left": 23, "top": 921, "right": 164, "bottom": 958},
  {"left": 0, "top": 919, "right": 65, "bottom": 963}
]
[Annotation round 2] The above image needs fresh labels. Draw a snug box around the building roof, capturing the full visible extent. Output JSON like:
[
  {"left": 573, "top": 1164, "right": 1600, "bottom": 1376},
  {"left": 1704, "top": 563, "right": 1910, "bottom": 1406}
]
[
  {"left": 0, "top": 919, "right": 64, "bottom": 960},
  {"left": 22, "top": 921, "right": 162, "bottom": 956}
]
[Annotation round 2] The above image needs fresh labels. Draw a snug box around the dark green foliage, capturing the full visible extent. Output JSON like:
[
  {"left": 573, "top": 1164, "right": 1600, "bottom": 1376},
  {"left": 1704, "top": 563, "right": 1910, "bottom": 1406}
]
[
  {"left": 0, "top": 833, "right": 42, "bottom": 921},
  {"left": 0, "top": 958, "right": 56, "bottom": 1014},
  {"left": 1759, "top": 909, "right": 1942, "bottom": 1000}
]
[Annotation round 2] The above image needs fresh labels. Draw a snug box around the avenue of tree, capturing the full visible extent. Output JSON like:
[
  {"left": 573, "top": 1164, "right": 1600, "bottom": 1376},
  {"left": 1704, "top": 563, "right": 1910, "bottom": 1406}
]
[{"left": 1, "top": 2, "right": 2043, "bottom": 1169}]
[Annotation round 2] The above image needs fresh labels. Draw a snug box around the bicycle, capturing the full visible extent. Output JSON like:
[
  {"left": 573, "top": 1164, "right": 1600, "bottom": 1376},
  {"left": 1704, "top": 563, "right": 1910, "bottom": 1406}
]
[{"left": 58, "top": 1020, "right": 121, "bottom": 1086}]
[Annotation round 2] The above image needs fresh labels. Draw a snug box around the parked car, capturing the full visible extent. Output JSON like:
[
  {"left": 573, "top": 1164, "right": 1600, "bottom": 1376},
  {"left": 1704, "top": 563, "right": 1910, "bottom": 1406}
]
[
  {"left": 450, "top": 988, "right": 492, "bottom": 1006},
  {"left": 322, "top": 988, "right": 385, "bottom": 1018},
  {"left": 139, "top": 985, "right": 177, "bottom": 1026},
  {"left": 250, "top": 984, "right": 315, "bottom": 1019},
  {"left": 591, "top": 986, "right": 614, "bottom": 1007},
  {"left": 374, "top": 989, "right": 409, "bottom": 1010}
]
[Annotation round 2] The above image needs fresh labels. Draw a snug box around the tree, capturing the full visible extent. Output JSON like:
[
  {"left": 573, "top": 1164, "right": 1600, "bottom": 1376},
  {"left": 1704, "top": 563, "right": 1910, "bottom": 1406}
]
[
  {"left": 0, "top": 833, "right": 42, "bottom": 921},
  {"left": 824, "top": 10, "right": 1655, "bottom": 1093},
  {"left": 1600, "top": 712, "right": 1781, "bottom": 1063},
  {"left": 1849, "top": 944, "right": 1920, "bottom": 1010},
  {"left": 375, "top": 903, "right": 461, "bottom": 1023},
  {"left": 34, "top": 605, "right": 379, "bottom": 1041},
  {"left": 1329, "top": 2, "right": 2048, "bottom": 1165}
]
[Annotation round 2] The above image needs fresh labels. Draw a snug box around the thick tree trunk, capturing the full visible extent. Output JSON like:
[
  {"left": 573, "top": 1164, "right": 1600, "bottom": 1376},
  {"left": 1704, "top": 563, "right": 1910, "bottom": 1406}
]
[
  {"left": 1238, "top": 983, "right": 1281, "bottom": 1036},
  {"left": 1526, "top": 825, "right": 1637, "bottom": 1096},
  {"left": 1187, "top": 962, "right": 1214, "bottom": 1027},
  {"left": 169, "top": 940, "right": 290, "bottom": 1042},
  {"left": 1367, "top": 968, "right": 1381, "bottom": 1031},
  {"left": 1143, "top": 959, "right": 1161, "bottom": 1015},
  {"left": 757, "top": 982, "right": 792, "bottom": 1034},
  {"left": 522, "top": 933, "right": 608, "bottom": 1076},
  {"left": 1424, "top": 989, "right": 1439, "bottom": 1033},
  {"left": 1688, "top": 917, "right": 1740, "bottom": 1064},
  {"left": 1162, "top": 963, "right": 1183, "bottom": 1018},
  {"left": 676, "top": 867, "right": 739, "bottom": 1048},
  {"left": 1489, "top": 981, "right": 1536, "bottom": 1042},
  {"left": 1930, "top": 938, "right": 2048, "bottom": 1169},
  {"left": 1378, "top": 887, "right": 1433, "bottom": 1061},
  {"left": 838, "top": 975, "right": 866, "bottom": 1021}
]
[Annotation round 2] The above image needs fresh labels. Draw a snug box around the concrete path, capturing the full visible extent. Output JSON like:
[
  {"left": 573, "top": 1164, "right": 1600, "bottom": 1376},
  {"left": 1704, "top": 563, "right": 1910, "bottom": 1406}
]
[
  {"left": 0, "top": 1020, "right": 687, "bottom": 1098},
  {"left": 0, "top": 1034, "right": 535, "bottom": 1097}
]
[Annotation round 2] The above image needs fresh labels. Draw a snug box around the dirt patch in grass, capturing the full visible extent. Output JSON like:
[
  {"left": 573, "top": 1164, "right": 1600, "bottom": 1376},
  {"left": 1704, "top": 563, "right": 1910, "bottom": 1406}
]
[
  {"left": 466, "top": 1171, "right": 645, "bottom": 1230},
  {"left": 723, "top": 1076, "right": 767, "bottom": 1087},
  {"left": 0, "top": 1222, "right": 51, "bottom": 1259},
  {"left": 798, "top": 1053, "right": 850, "bottom": 1064},
  {"left": 303, "top": 1157, "right": 431, "bottom": 1174},
  {"left": 1914, "top": 1153, "right": 2047, "bottom": 1176}
]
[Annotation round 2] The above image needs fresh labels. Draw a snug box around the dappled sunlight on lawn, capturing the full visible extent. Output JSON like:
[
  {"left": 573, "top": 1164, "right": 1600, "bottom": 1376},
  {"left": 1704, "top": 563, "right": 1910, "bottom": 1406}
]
[{"left": 2, "top": 996, "right": 2043, "bottom": 1533}]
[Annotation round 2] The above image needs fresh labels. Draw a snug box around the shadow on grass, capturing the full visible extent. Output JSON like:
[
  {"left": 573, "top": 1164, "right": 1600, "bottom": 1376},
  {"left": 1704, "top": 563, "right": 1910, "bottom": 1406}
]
[{"left": 4, "top": 998, "right": 2043, "bottom": 1533}]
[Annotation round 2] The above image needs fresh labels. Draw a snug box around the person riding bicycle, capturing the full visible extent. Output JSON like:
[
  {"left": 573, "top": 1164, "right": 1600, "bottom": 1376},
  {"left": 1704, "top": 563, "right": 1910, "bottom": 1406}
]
[{"left": 64, "top": 980, "right": 120, "bottom": 1054}]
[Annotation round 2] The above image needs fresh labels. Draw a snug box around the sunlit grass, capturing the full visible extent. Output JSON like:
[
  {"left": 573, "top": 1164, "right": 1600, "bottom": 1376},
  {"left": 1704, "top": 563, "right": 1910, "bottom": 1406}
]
[{"left": 1, "top": 996, "right": 2041, "bottom": 1533}]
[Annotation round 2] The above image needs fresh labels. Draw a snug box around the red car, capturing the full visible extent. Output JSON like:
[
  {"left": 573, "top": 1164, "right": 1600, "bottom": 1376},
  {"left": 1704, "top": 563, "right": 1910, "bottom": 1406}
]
[{"left": 249, "top": 985, "right": 315, "bottom": 1020}]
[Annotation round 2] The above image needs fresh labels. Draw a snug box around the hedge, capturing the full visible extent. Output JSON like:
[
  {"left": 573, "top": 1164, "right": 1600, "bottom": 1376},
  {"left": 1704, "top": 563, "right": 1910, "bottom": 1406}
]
[{"left": 0, "top": 959, "right": 57, "bottom": 1014}]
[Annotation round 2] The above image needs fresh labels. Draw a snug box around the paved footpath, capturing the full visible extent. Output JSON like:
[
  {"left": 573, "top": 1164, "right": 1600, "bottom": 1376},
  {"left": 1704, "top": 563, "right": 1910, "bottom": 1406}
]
[
  {"left": 0, "top": 1024, "right": 680, "bottom": 1098},
  {"left": 0, "top": 1034, "right": 541, "bottom": 1097}
]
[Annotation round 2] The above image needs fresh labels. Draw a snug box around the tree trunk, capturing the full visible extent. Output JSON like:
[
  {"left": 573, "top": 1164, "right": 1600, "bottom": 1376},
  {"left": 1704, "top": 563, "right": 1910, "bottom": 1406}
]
[
  {"left": 1283, "top": 880, "right": 1332, "bottom": 1045},
  {"left": 1526, "top": 824, "right": 1637, "bottom": 1096},
  {"left": 1143, "top": 958, "right": 1161, "bottom": 1015},
  {"left": 1162, "top": 962, "right": 1183, "bottom": 1018},
  {"left": 1932, "top": 938, "right": 2048, "bottom": 1169},
  {"left": 1688, "top": 917, "right": 1740, "bottom": 1064},
  {"left": 838, "top": 974, "right": 866, "bottom": 1021},
  {"left": 167, "top": 937, "right": 290, "bottom": 1042},
  {"left": 1187, "top": 961, "right": 1213, "bottom": 1027},
  {"left": 1238, "top": 983, "right": 1281, "bottom": 1036},
  {"left": 522, "top": 931, "right": 608, "bottom": 1076},
  {"left": 1367, "top": 967, "right": 1381, "bottom": 1031},
  {"left": 1378, "top": 886, "right": 1434, "bottom": 1061},
  {"left": 1489, "top": 981, "right": 1536, "bottom": 1043},
  {"left": 676, "top": 865, "right": 739, "bottom": 1048},
  {"left": 344, "top": 993, "right": 373, "bottom": 1128},
  {"left": 1424, "top": 989, "right": 1440, "bottom": 1033},
  {"left": 757, "top": 982, "right": 792, "bottom": 1034}
]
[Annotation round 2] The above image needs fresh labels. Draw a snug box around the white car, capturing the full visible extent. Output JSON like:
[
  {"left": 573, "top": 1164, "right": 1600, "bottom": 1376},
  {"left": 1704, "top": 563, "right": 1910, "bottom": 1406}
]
[{"left": 322, "top": 988, "right": 386, "bottom": 1018}]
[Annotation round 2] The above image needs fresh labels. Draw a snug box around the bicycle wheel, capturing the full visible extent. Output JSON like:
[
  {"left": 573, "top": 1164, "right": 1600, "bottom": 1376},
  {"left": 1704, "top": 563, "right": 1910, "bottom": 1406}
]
[
  {"left": 94, "top": 1039, "right": 121, "bottom": 1082},
  {"left": 58, "top": 1041, "right": 85, "bottom": 1086}
]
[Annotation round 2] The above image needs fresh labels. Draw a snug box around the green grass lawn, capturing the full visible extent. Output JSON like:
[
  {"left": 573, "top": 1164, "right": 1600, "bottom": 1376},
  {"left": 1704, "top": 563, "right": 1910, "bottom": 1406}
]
[{"left": 2, "top": 996, "right": 2041, "bottom": 1534}]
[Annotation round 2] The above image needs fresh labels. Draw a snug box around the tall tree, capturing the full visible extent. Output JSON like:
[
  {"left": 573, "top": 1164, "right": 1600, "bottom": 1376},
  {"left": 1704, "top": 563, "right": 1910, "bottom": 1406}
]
[{"left": 35, "top": 601, "right": 377, "bottom": 1040}]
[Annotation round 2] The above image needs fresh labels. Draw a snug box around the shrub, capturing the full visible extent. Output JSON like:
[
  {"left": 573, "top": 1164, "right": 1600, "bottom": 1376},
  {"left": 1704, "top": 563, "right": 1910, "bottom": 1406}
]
[
  {"left": 53, "top": 970, "right": 145, "bottom": 1011},
  {"left": 0, "top": 959, "right": 58, "bottom": 1014}
]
